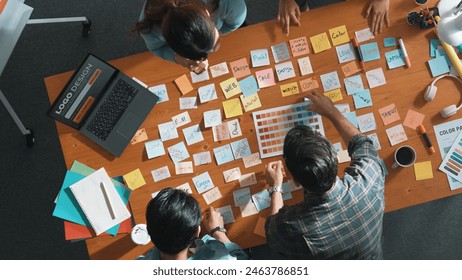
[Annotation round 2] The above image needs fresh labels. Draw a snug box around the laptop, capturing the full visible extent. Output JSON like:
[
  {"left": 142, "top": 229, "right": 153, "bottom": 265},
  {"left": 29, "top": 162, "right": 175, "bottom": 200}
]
[{"left": 48, "top": 53, "right": 159, "bottom": 157}]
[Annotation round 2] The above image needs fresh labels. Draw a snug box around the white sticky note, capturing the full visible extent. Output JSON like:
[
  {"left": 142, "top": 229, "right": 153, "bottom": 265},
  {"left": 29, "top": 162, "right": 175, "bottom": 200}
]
[
  {"left": 202, "top": 187, "right": 222, "bottom": 205},
  {"left": 158, "top": 121, "right": 178, "bottom": 141},
  {"left": 175, "top": 182, "right": 193, "bottom": 194},
  {"left": 149, "top": 84, "right": 169, "bottom": 103},
  {"left": 227, "top": 119, "right": 242, "bottom": 138},
  {"left": 240, "top": 201, "right": 259, "bottom": 217},
  {"left": 198, "top": 83, "right": 218, "bottom": 103},
  {"left": 216, "top": 205, "right": 235, "bottom": 224},
  {"left": 320, "top": 71, "right": 341, "bottom": 91},
  {"left": 175, "top": 161, "right": 193, "bottom": 174},
  {"left": 233, "top": 188, "right": 251, "bottom": 207},
  {"left": 366, "top": 68, "right": 387, "bottom": 88},
  {"left": 193, "top": 151, "right": 212, "bottom": 166},
  {"left": 209, "top": 62, "right": 229, "bottom": 78},
  {"left": 332, "top": 142, "right": 343, "bottom": 152},
  {"left": 239, "top": 172, "right": 257, "bottom": 187},
  {"left": 298, "top": 56, "right": 313, "bottom": 76},
  {"left": 355, "top": 27, "right": 375, "bottom": 43},
  {"left": 145, "top": 139, "right": 165, "bottom": 159},
  {"left": 151, "top": 166, "right": 171, "bottom": 182},
  {"left": 172, "top": 111, "right": 192, "bottom": 128},
  {"left": 167, "top": 141, "right": 190, "bottom": 163},
  {"left": 385, "top": 124, "right": 408, "bottom": 146},
  {"left": 190, "top": 70, "right": 210, "bottom": 83},
  {"left": 192, "top": 172, "right": 215, "bottom": 194},
  {"left": 182, "top": 124, "right": 204, "bottom": 146},
  {"left": 335, "top": 103, "right": 350, "bottom": 114},
  {"left": 203, "top": 109, "right": 222, "bottom": 128},
  {"left": 275, "top": 61, "right": 296, "bottom": 81},
  {"left": 223, "top": 167, "right": 241, "bottom": 183},
  {"left": 179, "top": 97, "right": 197, "bottom": 110},
  {"left": 367, "top": 132, "right": 382, "bottom": 151},
  {"left": 357, "top": 112, "right": 376, "bottom": 133},
  {"left": 242, "top": 153, "right": 262, "bottom": 168},
  {"left": 335, "top": 43, "right": 356, "bottom": 63},
  {"left": 337, "top": 150, "right": 351, "bottom": 163}
]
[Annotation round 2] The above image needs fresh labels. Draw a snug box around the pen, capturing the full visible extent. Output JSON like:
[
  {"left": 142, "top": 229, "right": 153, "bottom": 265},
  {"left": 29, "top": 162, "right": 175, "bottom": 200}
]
[
  {"left": 418, "top": 124, "right": 435, "bottom": 154},
  {"left": 398, "top": 38, "right": 411, "bottom": 68},
  {"left": 352, "top": 37, "right": 366, "bottom": 71},
  {"left": 100, "top": 182, "right": 116, "bottom": 220}
]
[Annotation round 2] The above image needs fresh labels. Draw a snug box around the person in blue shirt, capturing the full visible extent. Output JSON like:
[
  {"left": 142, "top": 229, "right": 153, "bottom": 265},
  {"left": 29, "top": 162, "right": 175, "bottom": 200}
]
[
  {"left": 137, "top": 188, "right": 248, "bottom": 260},
  {"left": 135, "top": 0, "right": 247, "bottom": 74}
]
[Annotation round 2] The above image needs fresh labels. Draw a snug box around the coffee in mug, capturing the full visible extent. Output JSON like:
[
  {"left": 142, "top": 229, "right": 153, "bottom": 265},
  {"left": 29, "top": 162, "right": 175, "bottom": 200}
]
[{"left": 392, "top": 146, "right": 416, "bottom": 169}]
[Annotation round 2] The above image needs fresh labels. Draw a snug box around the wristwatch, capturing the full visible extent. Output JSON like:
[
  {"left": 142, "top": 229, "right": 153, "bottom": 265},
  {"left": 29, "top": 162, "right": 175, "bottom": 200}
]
[
  {"left": 210, "top": 226, "right": 227, "bottom": 237},
  {"left": 268, "top": 185, "right": 283, "bottom": 195}
]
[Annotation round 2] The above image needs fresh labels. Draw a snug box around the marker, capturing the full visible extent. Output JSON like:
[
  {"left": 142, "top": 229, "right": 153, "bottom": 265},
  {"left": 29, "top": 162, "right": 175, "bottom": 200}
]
[
  {"left": 352, "top": 37, "right": 366, "bottom": 71},
  {"left": 418, "top": 124, "right": 435, "bottom": 154},
  {"left": 100, "top": 182, "right": 116, "bottom": 220},
  {"left": 398, "top": 38, "right": 411, "bottom": 68}
]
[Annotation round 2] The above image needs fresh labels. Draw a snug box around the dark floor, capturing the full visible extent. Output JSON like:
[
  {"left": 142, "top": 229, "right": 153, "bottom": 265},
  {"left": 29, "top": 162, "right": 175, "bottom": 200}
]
[{"left": 0, "top": 0, "right": 461, "bottom": 260}]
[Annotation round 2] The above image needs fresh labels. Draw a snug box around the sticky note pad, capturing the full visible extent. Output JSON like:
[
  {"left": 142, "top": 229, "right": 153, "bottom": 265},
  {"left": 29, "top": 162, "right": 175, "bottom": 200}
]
[
  {"left": 353, "top": 89, "right": 373, "bottom": 109},
  {"left": 192, "top": 172, "right": 214, "bottom": 194},
  {"left": 149, "top": 84, "right": 169, "bottom": 103},
  {"left": 209, "top": 62, "right": 229, "bottom": 78},
  {"left": 190, "top": 70, "right": 210, "bottom": 83},
  {"left": 329, "top": 25, "right": 349, "bottom": 46},
  {"left": 216, "top": 205, "right": 235, "bottom": 224},
  {"left": 145, "top": 139, "right": 165, "bottom": 159},
  {"left": 344, "top": 75, "right": 364, "bottom": 95},
  {"left": 220, "top": 77, "right": 242, "bottom": 99},
  {"left": 385, "top": 124, "right": 408, "bottom": 146},
  {"left": 385, "top": 49, "right": 405, "bottom": 69},
  {"left": 167, "top": 141, "right": 190, "bottom": 163},
  {"left": 342, "top": 60, "right": 361, "bottom": 77},
  {"left": 365, "top": 68, "right": 386, "bottom": 88},
  {"left": 213, "top": 144, "right": 235, "bottom": 165},
  {"left": 357, "top": 112, "right": 376, "bottom": 133},
  {"left": 336, "top": 43, "right": 356, "bottom": 63},
  {"left": 310, "top": 32, "right": 332, "bottom": 53},
  {"left": 176, "top": 182, "right": 193, "bottom": 194},
  {"left": 251, "top": 49, "right": 270, "bottom": 67},
  {"left": 240, "top": 93, "right": 262, "bottom": 112},
  {"left": 275, "top": 61, "right": 296, "bottom": 81},
  {"left": 123, "top": 168, "right": 146, "bottom": 190},
  {"left": 403, "top": 109, "right": 425, "bottom": 129},
  {"left": 255, "top": 68, "right": 276, "bottom": 88},
  {"left": 158, "top": 121, "right": 178, "bottom": 141},
  {"left": 174, "top": 74, "right": 193, "bottom": 95},
  {"left": 298, "top": 56, "right": 313, "bottom": 76},
  {"left": 360, "top": 42, "right": 380, "bottom": 62},
  {"left": 299, "top": 78, "right": 319, "bottom": 92},
  {"left": 324, "top": 88, "right": 343, "bottom": 103},
  {"left": 151, "top": 166, "right": 171, "bottom": 182},
  {"left": 182, "top": 124, "right": 204, "bottom": 146},
  {"left": 428, "top": 56, "right": 450, "bottom": 77},
  {"left": 233, "top": 188, "right": 251, "bottom": 207},
  {"left": 280, "top": 82, "right": 299, "bottom": 97},
  {"left": 238, "top": 75, "right": 259, "bottom": 97},
  {"left": 355, "top": 28, "right": 374, "bottom": 43},
  {"left": 289, "top": 36, "right": 310, "bottom": 57},
  {"left": 230, "top": 138, "right": 251, "bottom": 159},
  {"left": 271, "top": 42, "right": 291, "bottom": 63},
  {"left": 320, "top": 71, "right": 341, "bottom": 91},
  {"left": 222, "top": 98, "right": 243, "bottom": 119},
  {"left": 414, "top": 161, "right": 433, "bottom": 181},
  {"left": 379, "top": 103, "right": 400, "bottom": 126},
  {"left": 198, "top": 83, "right": 217, "bottom": 103},
  {"left": 384, "top": 37, "right": 396, "bottom": 47},
  {"left": 203, "top": 109, "right": 222, "bottom": 128},
  {"left": 230, "top": 58, "right": 251, "bottom": 79}
]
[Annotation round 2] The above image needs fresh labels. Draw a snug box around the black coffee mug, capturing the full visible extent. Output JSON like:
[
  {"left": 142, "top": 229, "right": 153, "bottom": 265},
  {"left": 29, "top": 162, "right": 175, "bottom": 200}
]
[{"left": 392, "top": 145, "right": 416, "bottom": 169}]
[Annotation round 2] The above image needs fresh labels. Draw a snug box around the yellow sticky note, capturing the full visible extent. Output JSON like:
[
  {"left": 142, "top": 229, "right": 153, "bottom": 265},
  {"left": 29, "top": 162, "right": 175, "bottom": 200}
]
[
  {"left": 310, "top": 32, "right": 332, "bottom": 53},
  {"left": 123, "top": 168, "right": 146, "bottom": 190},
  {"left": 220, "top": 77, "right": 242, "bottom": 99},
  {"left": 414, "top": 161, "right": 434, "bottom": 181},
  {"left": 329, "top": 25, "right": 349, "bottom": 46},
  {"left": 280, "top": 82, "right": 299, "bottom": 97},
  {"left": 324, "top": 88, "right": 343, "bottom": 102},
  {"left": 240, "top": 93, "right": 262, "bottom": 112},
  {"left": 254, "top": 217, "right": 267, "bottom": 238},
  {"left": 222, "top": 98, "right": 243, "bottom": 118},
  {"left": 174, "top": 74, "right": 193, "bottom": 95}
]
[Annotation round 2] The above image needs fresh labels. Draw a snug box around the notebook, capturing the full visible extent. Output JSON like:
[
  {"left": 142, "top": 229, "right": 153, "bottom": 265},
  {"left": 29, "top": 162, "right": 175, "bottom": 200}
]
[
  {"left": 48, "top": 53, "right": 159, "bottom": 157},
  {"left": 69, "top": 167, "right": 131, "bottom": 236}
]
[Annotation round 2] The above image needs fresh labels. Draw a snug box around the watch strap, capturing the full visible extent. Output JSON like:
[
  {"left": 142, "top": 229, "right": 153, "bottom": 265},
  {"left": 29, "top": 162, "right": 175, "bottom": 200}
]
[{"left": 209, "top": 226, "right": 226, "bottom": 237}]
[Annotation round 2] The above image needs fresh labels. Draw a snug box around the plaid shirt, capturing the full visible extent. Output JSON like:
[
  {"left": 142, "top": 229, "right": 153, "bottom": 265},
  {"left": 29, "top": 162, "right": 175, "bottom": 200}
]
[{"left": 265, "top": 134, "right": 386, "bottom": 259}]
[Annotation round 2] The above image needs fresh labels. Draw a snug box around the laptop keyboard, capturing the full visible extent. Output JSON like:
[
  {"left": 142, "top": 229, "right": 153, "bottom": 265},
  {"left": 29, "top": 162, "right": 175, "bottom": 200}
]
[{"left": 86, "top": 78, "right": 138, "bottom": 141}]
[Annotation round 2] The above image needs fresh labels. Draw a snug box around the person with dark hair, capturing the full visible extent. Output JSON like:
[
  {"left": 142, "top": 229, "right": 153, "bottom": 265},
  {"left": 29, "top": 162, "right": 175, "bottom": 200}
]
[
  {"left": 137, "top": 188, "right": 248, "bottom": 260},
  {"left": 277, "top": 0, "right": 389, "bottom": 36},
  {"left": 264, "top": 90, "right": 386, "bottom": 259},
  {"left": 135, "top": 0, "right": 246, "bottom": 73}
]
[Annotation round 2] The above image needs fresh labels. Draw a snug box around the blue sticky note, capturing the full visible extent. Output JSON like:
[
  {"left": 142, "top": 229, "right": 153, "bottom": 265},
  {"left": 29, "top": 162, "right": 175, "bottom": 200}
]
[
  {"left": 343, "top": 111, "right": 358, "bottom": 128},
  {"left": 320, "top": 71, "right": 341, "bottom": 91},
  {"left": 428, "top": 56, "right": 450, "bottom": 77},
  {"left": 251, "top": 49, "right": 270, "bottom": 67},
  {"left": 385, "top": 49, "right": 405, "bottom": 69},
  {"left": 384, "top": 37, "right": 396, "bottom": 47},
  {"left": 353, "top": 89, "right": 373, "bottom": 109},
  {"left": 435, "top": 48, "right": 453, "bottom": 68},
  {"left": 167, "top": 141, "right": 190, "bottom": 163},
  {"left": 182, "top": 124, "right": 204, "bottom": 146},
  {"left": 149, "top": 84, "right": 169, "bottom": 103},
  {"left": 360, "top": 42, "right": 380, "bottom": 62},
  {"left": 192, "top": 172, "right": 214, "bottom": 194},
  {"left": 230, "top": 138, "right": 251, "bottom": 159},
  {"left": 335, "top": 43, "right": 356, "bottom": 63},
  {"left": 430, "top": 39, "right": 442, "bottom": 57},
  {"left": 251, "top": 190, "right": 271, "bottom": 211},
  {"left": 238, "top": 75, "right": 259, "bottom": 98},
  {"left": 213, "top": 144, "right": 235, "bottom": 165},
  {"left": 145, "top": 139, "right": 165, "bottom": 159},
  {"left": 344, "top": 75, "right": 364, "bottom": 95},
  {"left": 271, "top": 42, "right": 291, "bottom": 63},
  {"left": 233, "top": 188, "right": 251, "bottom": 207}
]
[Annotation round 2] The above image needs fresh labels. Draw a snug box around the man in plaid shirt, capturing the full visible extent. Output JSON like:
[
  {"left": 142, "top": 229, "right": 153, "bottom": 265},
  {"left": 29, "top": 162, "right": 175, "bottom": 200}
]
[{"left": 265, "top": 90, "right": 386, "bottom": 259}]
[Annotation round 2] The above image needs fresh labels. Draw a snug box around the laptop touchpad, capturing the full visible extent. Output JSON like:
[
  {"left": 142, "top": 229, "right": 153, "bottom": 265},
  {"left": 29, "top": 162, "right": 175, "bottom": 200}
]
[{"left": 117, "top": 113, "right": 140, "bottom": 139}]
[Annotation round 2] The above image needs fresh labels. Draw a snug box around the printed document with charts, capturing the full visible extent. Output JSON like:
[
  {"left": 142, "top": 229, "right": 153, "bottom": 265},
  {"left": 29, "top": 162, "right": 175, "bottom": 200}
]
[{"left": 69, "top": 167, "right": 131, "bottom": 235}]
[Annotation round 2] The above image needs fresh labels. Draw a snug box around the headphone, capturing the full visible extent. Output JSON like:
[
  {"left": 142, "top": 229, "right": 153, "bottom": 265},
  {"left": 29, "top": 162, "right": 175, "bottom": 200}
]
[{"left": 424, "top": 74, "right": 462, "bottom": 118}]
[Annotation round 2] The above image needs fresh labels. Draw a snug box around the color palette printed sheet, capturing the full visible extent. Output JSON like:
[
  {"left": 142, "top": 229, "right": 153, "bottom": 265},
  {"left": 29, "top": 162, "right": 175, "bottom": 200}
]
[
  {"left": 252, "top": 102, "right": 325, "bottom": 158},
  {"left": 439, "top": 130, "right": 462, "bottom": 183}
]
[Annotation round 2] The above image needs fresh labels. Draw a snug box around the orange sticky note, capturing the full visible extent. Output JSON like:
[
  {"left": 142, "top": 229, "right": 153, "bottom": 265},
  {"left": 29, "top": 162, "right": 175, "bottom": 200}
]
[
  {"left": 299, "top": 78, "right": 319, "bottom": 92},
  {"left": 379, "top": 103, "right": 400, "bottom": 126},
  {"left": 310, "top": 32, "right": 332, "bottom": 53},
  {"left": 220, "top": 77, "right": 242, "bottom": 99},
  {"left": 289, "top": 37, "right": 310, "bottom": 57},
  {"left": 174, "top": 74, "right": 193, "bottom": 95},
  {"left": 324, "top": 88, "right": 343, "bottom": 102},
  {"left": 240, "top": 93, "right": 262, "bottom": 112},
  {"left": 222, "top": 98, "right": 243, "bottom": 118},
  {"left": 130, "top": 128, "right": 148, "bottom": 145},
  {"left": 254, "top": 217, "right": 267, "bottom": 238},
  {"left": 230, "top": 58, "right": 251, "bottom": 79},
  {"left": 342, "top": 60, "right": 361, "bottom": 77},
  {"left": 329, "top": 25, "right": 349, "bottom": 46},
  {"left": 280, "top": 82, "right": 299, "bottom": 97},
  {"left": 403, "top": 109, "right": 425, "bottom": 129}
]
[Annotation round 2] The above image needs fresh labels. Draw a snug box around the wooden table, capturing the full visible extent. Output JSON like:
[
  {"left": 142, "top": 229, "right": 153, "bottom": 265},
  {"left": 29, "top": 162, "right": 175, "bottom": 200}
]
[{"left": 44, "top": 0, "right": 462, "bottom": 259}]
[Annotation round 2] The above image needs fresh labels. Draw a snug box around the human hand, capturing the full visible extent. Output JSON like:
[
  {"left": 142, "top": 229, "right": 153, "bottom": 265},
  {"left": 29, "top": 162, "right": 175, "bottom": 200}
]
[
  {"left": 365, "top": 0, "right": 390, "bottom": 35},
  {"left": 277, "top": 0, "right": 301, "bottom": 36},
  {"left": 175, "top": 55, "right": 209, "bottom": 74},
  {"left": 265, "top": 160, "right": 284, "bottom": 187},
  {"left": 305, "top": 90, "right": 339, "bottom": 119},
  {"left": 204, "top": 206, "right": 224, "bottom": 233}
]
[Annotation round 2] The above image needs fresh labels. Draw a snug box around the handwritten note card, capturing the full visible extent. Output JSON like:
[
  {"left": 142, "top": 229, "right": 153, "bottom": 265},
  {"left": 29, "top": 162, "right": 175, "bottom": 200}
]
[
  {"left": 131, "top": 128, "right": 148, "bottom": 145},
  {"left": 329, "top": 25, "right": 349, "bottom": 46},
  {"left": 233, "top": 188, "right": 251, "bottom": 207},
  {"left": 167, "top": 141, "right": 190, "bottom": 163},
  {"left": 203, "top": 187, "right": 222, "bottom": 205},
  {"left": 175, "top": 161, "right": 193, "bottom": 175},
  {"left": 336, "top": 43, "right": 356, "bottom": 63},
  {"left": 355, "top": 27, "right": 375, "bottom": 43},
  {"left": 179, "top": 97, "right": 197, "bottom": 110},
  {"left": 289, "top": 36, "right": 309, "bottom": 57},
  {"left": 158, "top": 121, "right": 178, "bottom": 141},
  {"left": 175, "top": 182, "right": 193, "bottom": 194},
  {"left": 252, "top": 190, "right": 271, "bottom": 211},
  {"left": 192, "top": 171, "right": 214, "bottom": 194},
  {"left": 385, "top": 49, "right": 405, "bottom": 69},
  {"left": 240, "top": 93, "right": 262, "bottom": 112},
  {"left": 222, "top": 98, "right": 243, "bottom": 119},
  {"left": 223, "top": 167, "right": 241, "bottom": 183},
  {"left": 145, "top": 139, "right": 165, "bottom": 159},
  {"left": 344, "top": 75, "right": 364, "bottom": 95},
  {"left": 149, "top": 84, "right": 169, "bottom": 103},
  {"left": 209, "top": 62, "right": 229, "bottom": 78},
  {"left": 240, "top": 172, "right": 258, "bottom": 188},
  {"left": 275, "top": 61, "right": 296, "bottom": 81},
  {"left": 324, "top": 89, "right": 343, "bottom": 103},
  {"left": 357, "top": 112, "right": 376, "bottom": 133},
  {"left": 172, "top": 111, "right": 192, "bottom": 128},
  {"left": 182, "top": 124, "right": 204, "bottom": 146},
  {"left": 216, "top": 205, "right": 235, "bottom": 224},
  {"left": 238, "top": 75, "right": 259, "bottom": 97},
  {"left": 203, "top": 109, "right": 222, "bottom": 128},
  {"left": 212, "top": 123, "right": 230, "bottom": 141},
  {"left": 193, "top": 151, "right": 212, "bottom": 166},
  {"left": 299, "top": 78, "right": 319, "bottom": 92},
  {"left": 342, "top": 60, "right": 361, "bottom": 77},
  {"left": 379, "top": 103, "right": 400, "bottom": 125},
  {"left": 240, "top": 201, "right": 259, "bottom": 217},
  {"left": 360, "top": 42, "right": 380, "bottom": 62},
  {"left": 367, "top": 132, "right": 382, "bottom": 150},
  {"left": 353, "top": 89, "right": 373, "bottom": 109},
  {"left": 251, "top": 49, "right": 270, "bottom": 67},
  {"left": 230, "top": 58, "right": 251, "bottom": 79},
  {"left": 335, "top": 103, "right": 350, "bottom": 114},
  {"left": 220, "top": 77, "right": 242, "bottom": 99},
  {"left": 230, "top": 138, "right": 251, "bottom": 159},
  {"left": 151, "top": 166, "right": 171, "bottom": 182},
  {"left": 280, "top": 82, "right": 299, "bottom": 97},
  {"left": 271, "top": 42, "right": 291, "bottom": 63},
  {"left": 403, "top": 109, "right": 425, "bottom": 129},
  {"left": 198, "top": 83, "right": 217, "bottom": 103},
  {"left": 243, "top": 152, "right": 262, "bottom": 168},
  {"left": 123, "top": 168, "right": 146, "bottom": 190},
  {"left": 255, "top": 68, "right": 276, "bottom": 88},
  {"left": 190, "top": 70, "right": 210, "bottom": 83},
  {"left": 384, "top": 37, "right": 396, "bottom": 47},
  {"left": 227, "top": 119, "right": 242, "bottom": 138},
  {"left": 213, "top": 144, "right": 235, "bottom": 165},
  {"left": 320, "top": 71, "right": 341, "bottom": 91},
  {"left": 297, "top": 56, "right": 313, "bottom": 76},
  {"left": 174, "top": 74, "right": 194, "bottom": 95},
  {"left": 365, "top": 68, "right": 386, "bottom": 88},
  {"left": 386, "top": 124, "right": 408, "bottom": 146},
  {"left": 310, "top": 32, "right": 332, "bottom": 53}
]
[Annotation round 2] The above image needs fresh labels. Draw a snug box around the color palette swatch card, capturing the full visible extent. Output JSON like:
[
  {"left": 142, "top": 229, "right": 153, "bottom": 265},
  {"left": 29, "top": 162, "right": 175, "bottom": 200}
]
[
  {"left": 209, "top": 62, "right": 229, "bottom": 78},
  {"left": 360, "top": 42, "right": 380, "bottom": 62},
  {"left": 320, "top": 71, "right": 341, "bottom": 91},
  {"left": 213, "top": 144, "right": 235, "bottom": 165},
  {"left": 275, "top": 61, "right": 296, "bottom": 81},
  {"left": 193, "top": 151, "right": 212, "bottom": 166},
  {"left": 149, "top": 84, "right": 169, "bottom": 103},
  {"left": 329, "top": 25, "right": 349, "bottom": 46},
  {"left": 216, "top": 205, "right": 235, "bottom": 224},
  {"left": 158, "top": 121, "right": 178, "bottom": 141},
  {"left": 289, "top": 36, "right": 310, "bottom": 57},
  {"left": 182, "top": 124, "right": 204, "bottom": 146},
  {"left": 386, "top": 124, "right": 408, "bottom": 146},
  {"left": 145, "top": 139, "right": 165, "bottom": 159},
  {"left": 251, "top": 49, "right": 270, "bottom": 67},
  {"left": 230, "top": 58, "right": 251, "bottom": 79},
  {"left": 253, "top": 102, "right": 325, "bottom": 158},
  {"left": 238, "top": 75, "right": 259, "bottom": 98},
  {"left": 310, "top": 32, "right": 332, "bottom": 53},
  {"left": 198, "top": 83, "right": 218, "bottom": 103},
  {"left": 353, "top": 89, "right": 373, "bottom": 109},
  {"left": 439, "top": 130, "right": 462, "bottom": 183},
  {"left": 255, "top": 68, "right": 276, "bottom": 88},
  {"left": 192, "top": 171, "right": 215, "bottom": 194},
  {"left": 336, "top": 43, "right": 356, "bottom": 63},
  {"left": 151, "top": 166, "right": 171, "bottom": 182},
  {"left": 252, "top": 190, "right": 271, "bottom": 211},
  {"left": 271, "top": 42, "right": 291, "bottom": 63},
  {"left": 344, "top": 75, "right": 364, "bottom": 95},
  {"left": 366, "top": 67, "right": 386, "bottom": 88},
  {"left": 298, "top": 56, "right": 314, "bottom": 76},
  {"left": 385, "top": 49, "right": 405, "bottom": 69}
]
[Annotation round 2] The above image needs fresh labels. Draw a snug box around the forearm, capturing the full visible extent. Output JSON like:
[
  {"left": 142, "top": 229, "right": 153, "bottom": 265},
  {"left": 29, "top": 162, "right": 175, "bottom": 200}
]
[{"left": 269, "top": 192, "right": 284, "bottom": 215}]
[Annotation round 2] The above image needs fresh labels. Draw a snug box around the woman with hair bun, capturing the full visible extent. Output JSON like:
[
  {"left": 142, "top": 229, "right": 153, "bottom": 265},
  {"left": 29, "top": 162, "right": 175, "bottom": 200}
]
[{"left": 135, "top": 0, "right": 246, "bottom": 73}]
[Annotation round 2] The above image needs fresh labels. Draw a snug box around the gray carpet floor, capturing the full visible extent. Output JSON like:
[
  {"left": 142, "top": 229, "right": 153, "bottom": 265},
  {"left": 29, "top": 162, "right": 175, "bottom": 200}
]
[{"left": 0, "top": 0, "right": 461, "bottom": 260}]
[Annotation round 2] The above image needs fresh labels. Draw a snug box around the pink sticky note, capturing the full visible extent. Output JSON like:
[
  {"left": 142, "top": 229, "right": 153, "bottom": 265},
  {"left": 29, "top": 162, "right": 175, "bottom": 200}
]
[
  {"left": 403, "top": 109, "right": 425, "bottom": 129},
  {"left": 255, "top": 68, "right": 276, "bottom": 88},
  {"left": 230, "top": 58, "right": 251, "bottom": 79},
  {"left": 378, "top": 103, "right": 400, "bottom": 126},
  {"left": 289, "top": 37, "right": 309, "bottom": 57}
]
